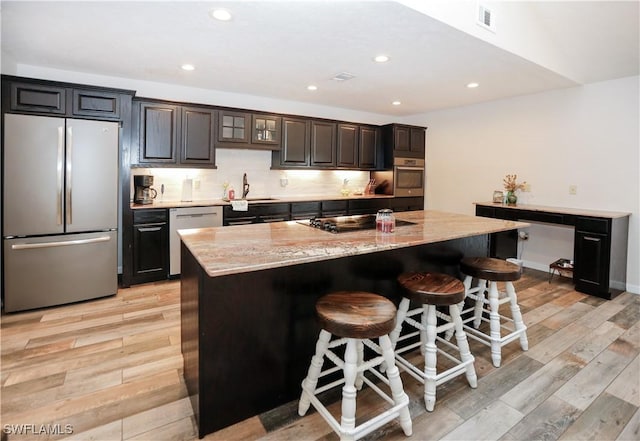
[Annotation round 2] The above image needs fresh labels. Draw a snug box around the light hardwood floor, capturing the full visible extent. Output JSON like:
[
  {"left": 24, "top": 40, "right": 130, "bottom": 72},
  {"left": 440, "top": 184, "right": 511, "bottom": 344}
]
[{"left": 1, "top": 270, "right": 638, "bottom": 441}]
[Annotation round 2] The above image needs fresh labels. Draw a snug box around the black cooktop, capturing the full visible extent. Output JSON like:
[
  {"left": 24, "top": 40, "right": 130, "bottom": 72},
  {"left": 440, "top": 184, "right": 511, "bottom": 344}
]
[{"left": 297, "top": 214, "right": 415, "bottom": 234}]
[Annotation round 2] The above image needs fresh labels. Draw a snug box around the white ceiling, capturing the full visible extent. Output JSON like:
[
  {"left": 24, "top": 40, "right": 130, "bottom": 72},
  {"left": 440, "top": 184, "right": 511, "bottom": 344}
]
[{"left": 1, "top": 1, "right": 638, "bottom": 117}]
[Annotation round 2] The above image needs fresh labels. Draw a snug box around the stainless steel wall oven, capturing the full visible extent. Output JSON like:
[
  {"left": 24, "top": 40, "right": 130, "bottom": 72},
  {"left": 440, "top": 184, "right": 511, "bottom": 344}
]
[{"left": 393, "top": 157, "right": 425, "bottom": 196}]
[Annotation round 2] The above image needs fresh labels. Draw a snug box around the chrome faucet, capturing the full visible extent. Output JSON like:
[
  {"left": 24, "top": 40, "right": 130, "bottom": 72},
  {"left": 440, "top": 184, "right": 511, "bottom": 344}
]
[{"left": 242, "top": 173, "right": 250, "bottom": 199}]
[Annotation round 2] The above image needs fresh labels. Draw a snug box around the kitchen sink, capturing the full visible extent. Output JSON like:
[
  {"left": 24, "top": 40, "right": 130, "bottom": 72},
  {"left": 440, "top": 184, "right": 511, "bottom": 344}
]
[{"left": 244, "top": 197, "right": 279, "bottom": 202}]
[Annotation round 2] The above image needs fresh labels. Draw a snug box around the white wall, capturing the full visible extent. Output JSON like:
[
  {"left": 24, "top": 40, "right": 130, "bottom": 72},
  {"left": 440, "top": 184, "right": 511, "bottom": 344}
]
[{"left": 403, "top": 76, "right": 639, "bottom": 293}]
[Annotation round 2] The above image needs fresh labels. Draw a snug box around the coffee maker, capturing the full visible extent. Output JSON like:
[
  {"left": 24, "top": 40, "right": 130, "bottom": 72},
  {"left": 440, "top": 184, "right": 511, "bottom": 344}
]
[{"left": 134, "top": 175, "right": 157, "bottom": 205}]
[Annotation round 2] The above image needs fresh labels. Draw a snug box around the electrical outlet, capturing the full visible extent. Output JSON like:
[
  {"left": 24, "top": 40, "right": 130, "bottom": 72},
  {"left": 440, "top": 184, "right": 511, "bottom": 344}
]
[
  {"left": 194, "top": 180, "right": 201, "bottom": 190},
  {"left": 569, "top": 185, "right": 577, "bottom": 195}
]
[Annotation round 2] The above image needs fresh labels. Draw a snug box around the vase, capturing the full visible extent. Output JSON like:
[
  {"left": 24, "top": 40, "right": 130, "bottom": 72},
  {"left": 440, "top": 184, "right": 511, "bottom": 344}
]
[{"left": 506, "top": 191, "right": 517, "bottom": 205}]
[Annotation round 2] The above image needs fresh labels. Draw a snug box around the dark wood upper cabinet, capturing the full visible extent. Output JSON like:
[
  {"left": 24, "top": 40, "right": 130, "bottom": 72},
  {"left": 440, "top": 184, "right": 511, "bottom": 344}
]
[
  {"left": 9, "top": 82, "right": 67, "bottom": 114},
  {"left": 7, "top": 80, "right": 123, "bottom": 120},
  {"left": 135, "top": 100, "right": 216, "bottom": 168},
  {"left": 180, "top": 106, "right": 216, "bottom": 165},
  {"left": 359, "top": 126, "right": 379, "bottom": 169},
  {"left": 337, "top": 124, "right": 358, "bottom": 168},
  {"left": 310, "top": 121, "right": 336, "bottom": 167},
  {"left": 251, "top": 114, "right": 281, "bottom": 146},
  {"left": 72, "top": 89, "right": 121, "bottom": 119},
  {"left": 277, "top": 117, "right": 310, "bottom": 167},
  {"left": 383, "top": 124, "right": 426, "bottom": 161},
  {"left": 138, "top": 102, "right": 179, "bottom": 164},
  {"left": 216, "top": 111, "right": 281, "bottom": 150},
  {"left": 218, "top": 110, "right": 250, "bottom": 144},
  {"left": 409, "top": 127, "right": 425, "bottom": 154}
]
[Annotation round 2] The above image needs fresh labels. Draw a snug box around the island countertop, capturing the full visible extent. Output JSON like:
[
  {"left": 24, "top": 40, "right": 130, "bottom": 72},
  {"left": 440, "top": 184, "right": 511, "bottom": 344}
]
[{"left": 178, "top": 209, "right": 529, "bottom": 278}]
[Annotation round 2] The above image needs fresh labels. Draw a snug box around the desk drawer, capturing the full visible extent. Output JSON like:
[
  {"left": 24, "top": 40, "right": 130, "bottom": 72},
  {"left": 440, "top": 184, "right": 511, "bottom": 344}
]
[
  {"left": 576, "top": 217, "right": 609, "bottom": 234},
  {"left": 521, "top": 210, "right": 564, "bottom": 225}
]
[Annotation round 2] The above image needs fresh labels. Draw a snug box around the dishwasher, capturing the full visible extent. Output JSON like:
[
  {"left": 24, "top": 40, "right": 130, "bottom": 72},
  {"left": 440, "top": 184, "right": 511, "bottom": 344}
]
[{"left": 169, "top": 206, "right": 222, "bottom": 276}]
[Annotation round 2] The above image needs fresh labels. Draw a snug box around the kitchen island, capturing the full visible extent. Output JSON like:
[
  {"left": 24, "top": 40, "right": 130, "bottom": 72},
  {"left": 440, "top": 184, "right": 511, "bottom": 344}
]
[{"left": 179, "top": 210, "right": 529, "bottom": 437}]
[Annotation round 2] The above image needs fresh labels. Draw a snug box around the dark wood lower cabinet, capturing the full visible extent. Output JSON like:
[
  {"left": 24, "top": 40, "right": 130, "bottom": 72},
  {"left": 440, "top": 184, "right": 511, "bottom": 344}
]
[
  {"left": 475, "top": 203, "right": 629, "bottom": 299},
  {"left": 132, "top": 209, "right": 169, "bottom": 283},
  {"left": 181, "top": 235, "right": 489, "bottom": 437}
]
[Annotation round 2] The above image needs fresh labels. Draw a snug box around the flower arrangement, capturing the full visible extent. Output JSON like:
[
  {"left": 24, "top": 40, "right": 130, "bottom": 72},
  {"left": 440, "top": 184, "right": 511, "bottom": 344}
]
[{"left": 503, "top": 174, "right": 526, "bottom": 192}]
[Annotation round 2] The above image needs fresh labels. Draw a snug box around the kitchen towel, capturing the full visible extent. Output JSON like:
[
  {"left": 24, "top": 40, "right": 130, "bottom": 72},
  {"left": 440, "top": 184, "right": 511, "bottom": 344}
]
[{"left": 230, "top": 200, "right": 248, "bottom": 211}]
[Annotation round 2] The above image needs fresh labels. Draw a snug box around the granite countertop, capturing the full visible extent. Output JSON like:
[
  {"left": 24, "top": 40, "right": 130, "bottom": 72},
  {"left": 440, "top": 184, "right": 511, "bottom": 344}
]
[
  {"left": 131, "top": 194, "right": 396, "bottom": 210},
  {"left": 475, "top": 201, "right": 631, "bottom": 219},
  {"left": 179, "top": 210, "right": 529, "bottom": 278}
]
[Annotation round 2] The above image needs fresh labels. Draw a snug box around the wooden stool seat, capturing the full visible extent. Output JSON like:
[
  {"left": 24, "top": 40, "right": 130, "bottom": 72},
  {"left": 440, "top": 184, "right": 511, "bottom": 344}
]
[
  {"left": 397, "top": 272, "right": 465, "bottom": 306},
  {"left": 390, "top": 272, "right": 477, "bottom": 411},
  {"left": 458, "top": 257, "right": 528, "bottom": 368},
  {"left": 460, "top": 257, "right": 521, "bottom": 282},
  {"left": 316, "top": 291, "right": 397, "bottom": 339},
  {"left": 299, "top": 291, "right": 412, "bottom": 440}
]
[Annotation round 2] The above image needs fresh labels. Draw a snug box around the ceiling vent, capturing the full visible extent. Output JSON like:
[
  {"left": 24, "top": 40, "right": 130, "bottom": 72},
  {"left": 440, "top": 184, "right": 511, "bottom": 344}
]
[
  {"left": 477, "top": 3, "right": 495, "bottom": 32},
  {"left": 332, "top": 72, "right": 356, "bottom": 82}
]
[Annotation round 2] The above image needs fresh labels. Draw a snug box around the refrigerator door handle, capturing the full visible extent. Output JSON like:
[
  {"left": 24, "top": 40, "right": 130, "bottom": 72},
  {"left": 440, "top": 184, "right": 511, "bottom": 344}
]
[
  {"left": 11, "top": 235, "right": 111, "bottom": 250},
  {"left": 66, "top": 125, "right": 73, "bottom": 225},
  {"left": 57, "top": 125, "right": 64, "bottom": 225}
]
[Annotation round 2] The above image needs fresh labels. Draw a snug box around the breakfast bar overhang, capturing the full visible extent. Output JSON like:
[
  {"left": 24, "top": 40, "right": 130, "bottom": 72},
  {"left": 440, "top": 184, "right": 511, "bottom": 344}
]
[{"left": 178, "top": 210, "right": 529, "bottom": 438}]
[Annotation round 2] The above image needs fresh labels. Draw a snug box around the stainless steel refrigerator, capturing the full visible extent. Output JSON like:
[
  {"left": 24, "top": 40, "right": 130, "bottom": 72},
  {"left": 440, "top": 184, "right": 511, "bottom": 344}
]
[{"left": 2, "top": 113, "right": 119, "bottom": 312}]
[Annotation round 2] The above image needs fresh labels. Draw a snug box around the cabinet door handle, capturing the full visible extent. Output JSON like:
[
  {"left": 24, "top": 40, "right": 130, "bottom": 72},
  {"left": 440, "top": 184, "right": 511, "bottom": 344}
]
[
  {"left": 228, "top": 220, "right": 254, "bottom": 225},
  {"left": 139, "top": 226, "right": 162, "bottom": 232},
  {"left": 263, "top": 217, "right": 287, "bottom": 223},
  {"left": 584, "top": 236, "right": 600, "bottom": 242}
]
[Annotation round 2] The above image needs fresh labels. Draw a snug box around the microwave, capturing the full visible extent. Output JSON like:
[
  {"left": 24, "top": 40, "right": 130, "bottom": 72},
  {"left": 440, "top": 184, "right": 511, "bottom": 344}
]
[{"left": 393, "top": 157, "right": 425, "bottom": 196}]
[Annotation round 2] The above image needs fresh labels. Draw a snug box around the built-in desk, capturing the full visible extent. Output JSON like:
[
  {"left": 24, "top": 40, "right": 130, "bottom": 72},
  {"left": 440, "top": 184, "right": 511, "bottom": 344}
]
[{"left": 475, "top": 202, "right": 630, "bottom": 299}]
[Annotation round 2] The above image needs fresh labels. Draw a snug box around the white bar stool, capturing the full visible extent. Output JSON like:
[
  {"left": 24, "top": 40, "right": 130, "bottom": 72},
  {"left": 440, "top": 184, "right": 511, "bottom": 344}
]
[
  {"left": 298, "top": 291, "right": 412, "bottom": 441},
  {"left": 389, "top": 272, "right": 477, "bottom": 411},
  {"left": 458, "top": 257, "right": 528, "bottom": 367}
]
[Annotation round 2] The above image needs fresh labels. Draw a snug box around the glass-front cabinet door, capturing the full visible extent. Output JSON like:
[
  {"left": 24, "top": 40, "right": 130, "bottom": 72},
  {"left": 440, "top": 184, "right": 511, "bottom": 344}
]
[
  {"left": 252, "top": 114, "right": 281, "bottom": 146},
  {"left": 218, "top": 110, "right": 250, "bottom": 143}
]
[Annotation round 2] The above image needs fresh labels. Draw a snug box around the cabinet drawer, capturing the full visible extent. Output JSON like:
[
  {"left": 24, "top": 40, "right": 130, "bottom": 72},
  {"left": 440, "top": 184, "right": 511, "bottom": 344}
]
[
  {"left": 10, "top": 82, "right": 67, "bottom": 114},
  {"left": 493, "top": 208, "right": 519, "bottom": 221},
  {"left": 322, "top": 200, "right": 348, "bottom": 213},
  {"left": 475, "top": 206, "right": 495, "bottom": 218},
  {"left": 576, "top": 217, "right": 609, "bottom": 234},
  {"left": 522, "top": 210, "right": 564, "bottom": 225},
  {"left": 292, "top": 202, "right": 321, "bottom": 215},
  {"left": 133, "top": 209, "right": 168, "bottom": 224},
  {"left": 72, "top": 89, "right": 120, "bottom": 119}
]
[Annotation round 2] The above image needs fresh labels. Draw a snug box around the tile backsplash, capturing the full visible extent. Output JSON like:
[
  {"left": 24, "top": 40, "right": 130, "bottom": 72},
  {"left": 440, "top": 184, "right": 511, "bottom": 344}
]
[{"left": 131, "top": 149, "right": 372, "bottom": 202}]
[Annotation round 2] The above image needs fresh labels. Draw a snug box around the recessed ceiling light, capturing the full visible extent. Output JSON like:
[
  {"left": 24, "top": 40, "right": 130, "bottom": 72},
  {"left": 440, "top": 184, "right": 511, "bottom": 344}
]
[
  {"left": 181, "top": 64, "right": 195, "bottom": 71},
  {"left": 467, "top": 82, "right": 479, "bottom": 88},
  {"left": 210, "top": 8, "right": 232, "bottom": 21},
  {"left": 307, "top": 85, "right": 318, "bottom": 91},
  {"left": 392, "top": 101, "right": 401, "bottom": 106},
  {"left": 374, "top": 55, "right": 390, "bottom": 63}
]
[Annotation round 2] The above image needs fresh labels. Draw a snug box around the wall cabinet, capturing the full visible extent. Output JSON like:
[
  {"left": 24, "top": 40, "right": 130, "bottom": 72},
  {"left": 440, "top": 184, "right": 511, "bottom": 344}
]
[
  {"left": 277, "top": 117, "right": 310, "bottom": 167},
  {"left": 274, "top": 120, "right": 381, "bottom": 171},
  {"left": 135, "top": 100, "right": 216, "bottom": 168},
  {"left": 218, "top": 110, "right": 250, "bottom": 144},
  {"left": 216, "top": 111, "right": 282, "bottom": 150},
  {"left": 310, "top": 121, "right": 336, "bottom": 167},
  {"left": 358, "top": 126, "right": 379, "bottom": 169},
  {"left": 132, "top": 209, "right": 169, "bottom": 284},
  {"left": 252, "top": 114, "right": 281, "bottom": 147},
  {"left": 337, "top": 124, "right": 358, "bottom": 168},
  {"left": 383, "top": 124, "right": 426, "bottom": 161},
  {"left": 4, "top": 79, "right": 128, "bottom": 121}
]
